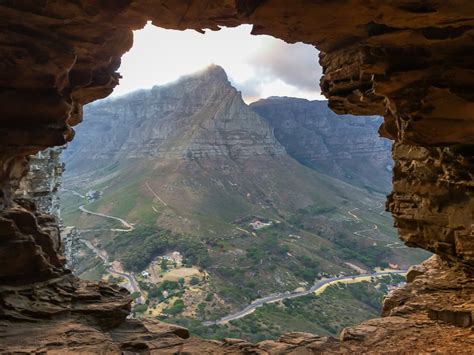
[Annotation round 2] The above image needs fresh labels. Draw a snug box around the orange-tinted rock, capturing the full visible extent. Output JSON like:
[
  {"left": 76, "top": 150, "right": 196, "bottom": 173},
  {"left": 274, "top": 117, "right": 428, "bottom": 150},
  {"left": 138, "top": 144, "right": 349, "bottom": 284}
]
[
  {"left": 388, "top": 144, "right": 474, "bottom": 271},
  {"left": 0, "top": 0, "right": 473, "bottom": 353}
]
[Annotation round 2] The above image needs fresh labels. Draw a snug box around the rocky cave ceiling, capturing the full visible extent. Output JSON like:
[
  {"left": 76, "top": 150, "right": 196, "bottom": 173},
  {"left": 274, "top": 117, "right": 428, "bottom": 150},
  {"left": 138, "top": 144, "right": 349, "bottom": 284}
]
[{"left": 0, "top": 0, "right": 473, "bottom": 353}]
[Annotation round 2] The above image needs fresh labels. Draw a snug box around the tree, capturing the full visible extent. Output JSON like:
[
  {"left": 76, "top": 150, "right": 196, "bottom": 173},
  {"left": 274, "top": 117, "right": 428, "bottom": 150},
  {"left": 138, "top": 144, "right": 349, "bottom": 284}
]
[
  {"left": 165, "top": 299, "right": 185, "bottom": 315},
  {"left": 189, "top": 276, "right": 200, "bottom": 285},
  {"left": 130, "top": 291, "right": 141, "bottom": 299},
  {"left": 133, "top": 304, "right": 148, "bottom": 313},
  {"left": 161, "top": 258, "right": 168, "bottom": 271}
]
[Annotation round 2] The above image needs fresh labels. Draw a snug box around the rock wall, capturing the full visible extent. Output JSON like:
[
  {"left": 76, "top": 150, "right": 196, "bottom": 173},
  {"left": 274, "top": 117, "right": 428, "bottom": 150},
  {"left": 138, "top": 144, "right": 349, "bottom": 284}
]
[
  {"left": 15, "top": 147, "right": 64, "bottom": 221},
  {"left": 63, "top": 65, "right": 285, "bottom": 173},
  {"left": 62, "top": 226, "right": 80, "bottom": 271},
  {"left": 0, "top": 0, "right": 473, "bottom": 353},
  {"left": 388, "top": 143, "right": 474, "bottom": 271}
]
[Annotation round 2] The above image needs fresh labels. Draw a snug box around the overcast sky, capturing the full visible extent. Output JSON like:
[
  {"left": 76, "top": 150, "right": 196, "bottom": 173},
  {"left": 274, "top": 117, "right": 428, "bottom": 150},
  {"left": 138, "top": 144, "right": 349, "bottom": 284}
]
[{"left": 112, "top": 24, "right": 324, "bottom": 103}]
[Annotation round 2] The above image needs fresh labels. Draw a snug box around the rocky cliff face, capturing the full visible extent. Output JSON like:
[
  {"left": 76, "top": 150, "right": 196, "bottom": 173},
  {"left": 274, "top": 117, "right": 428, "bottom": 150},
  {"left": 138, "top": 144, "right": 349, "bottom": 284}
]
[
  {"left": 15, "top": 147, "right": 64, "bottom": 220},
  {"left": 63, "top": 65, "right": 285, "bottom": 172},
  {"left": 251, "top": 97, "right": 392, "bottom": 192},
  {"left": 0, "top": 1, "right": 473, "bottom": 353}
]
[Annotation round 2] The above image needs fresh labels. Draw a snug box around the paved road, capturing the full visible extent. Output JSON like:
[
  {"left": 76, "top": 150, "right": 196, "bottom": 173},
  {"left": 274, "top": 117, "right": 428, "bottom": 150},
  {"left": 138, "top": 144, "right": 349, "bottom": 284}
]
[
  {"left": 203, "top": 270, "right": 407, "bottom": 326},
  {"left": 79, "top": 205, "right": 134, "bottom": 232},
  {"left": 79, "top": 239, "right": 144, "bottom": 304}
]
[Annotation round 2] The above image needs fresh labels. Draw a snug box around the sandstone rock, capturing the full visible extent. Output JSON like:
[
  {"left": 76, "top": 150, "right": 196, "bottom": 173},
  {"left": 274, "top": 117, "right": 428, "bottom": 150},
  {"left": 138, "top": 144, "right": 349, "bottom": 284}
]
[
  {"left": 382, "top": 255, "right": 474, "bottom": 326},
  {"left": 0, "top": 1, "right": 473, "bottom": 353},
  {"left": 0, "top": 205, "right": 64, "bottom": 284},
  {"left": 388, "top": 144, "right": 474, "bottom": 271}
]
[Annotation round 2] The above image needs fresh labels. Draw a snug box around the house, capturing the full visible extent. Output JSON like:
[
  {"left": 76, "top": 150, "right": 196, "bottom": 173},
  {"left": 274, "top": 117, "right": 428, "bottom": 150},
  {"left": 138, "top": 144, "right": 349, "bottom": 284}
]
[
  {"left": 170, "top": 251, "right": 182, "bottom": 263},
  {"left": 249, "top": 220, "right": 273, "bottom": 230},
  {"left": 389, "top": 262, "right": 400, "bottom": 269},
  {"left": 85, "top": 190, "right": 102, "bottom": 202}
]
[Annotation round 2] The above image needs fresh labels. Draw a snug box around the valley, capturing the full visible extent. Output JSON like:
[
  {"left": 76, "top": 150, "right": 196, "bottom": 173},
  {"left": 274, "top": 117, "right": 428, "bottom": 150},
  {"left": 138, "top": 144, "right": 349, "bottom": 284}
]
[{"left": 61, "top": 65, "right": 429, "bottom": 341}]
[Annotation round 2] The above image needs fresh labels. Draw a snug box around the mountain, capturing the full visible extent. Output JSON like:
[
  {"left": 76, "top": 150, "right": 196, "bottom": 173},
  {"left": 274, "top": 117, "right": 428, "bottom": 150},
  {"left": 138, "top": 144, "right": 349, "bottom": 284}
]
[
  {"left": 61, "top": 65, "right": 428, "bottom": 337},
  {"left": 63, "top": 65, "right": 285, "bottom": 172},
  {"left": 250, "top": 97, "right": 392, "bottom": 193}
]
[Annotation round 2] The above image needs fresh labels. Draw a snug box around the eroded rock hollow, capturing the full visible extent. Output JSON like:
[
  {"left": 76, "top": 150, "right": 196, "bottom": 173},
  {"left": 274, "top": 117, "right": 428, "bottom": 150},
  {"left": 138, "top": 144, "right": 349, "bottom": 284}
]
[{"left": 0, "top": 1, "right": 473, "bottom": 353}]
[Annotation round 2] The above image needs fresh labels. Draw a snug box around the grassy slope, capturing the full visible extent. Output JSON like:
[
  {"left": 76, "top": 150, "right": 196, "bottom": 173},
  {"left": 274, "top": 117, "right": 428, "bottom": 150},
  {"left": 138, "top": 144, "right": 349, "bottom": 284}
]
[{"left": 61, "top": 154, "right": 428, "bottom": 310}]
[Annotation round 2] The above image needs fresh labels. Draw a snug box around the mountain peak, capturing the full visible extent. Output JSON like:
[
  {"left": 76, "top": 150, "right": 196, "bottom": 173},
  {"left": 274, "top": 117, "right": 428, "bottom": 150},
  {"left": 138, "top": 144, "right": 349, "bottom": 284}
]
[
  {"left": 195, "top": 64, "right": 229, "bottom": 83},
  {"left": 203, "top": 63, "right": 227, "bottom": 75}
]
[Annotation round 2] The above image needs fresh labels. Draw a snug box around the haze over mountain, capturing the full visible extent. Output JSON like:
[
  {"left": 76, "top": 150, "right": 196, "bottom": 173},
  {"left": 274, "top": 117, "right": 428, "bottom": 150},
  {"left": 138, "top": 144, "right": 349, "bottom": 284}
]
[{"left": 251, "top": 97, "right": 392, "bottom": 192}]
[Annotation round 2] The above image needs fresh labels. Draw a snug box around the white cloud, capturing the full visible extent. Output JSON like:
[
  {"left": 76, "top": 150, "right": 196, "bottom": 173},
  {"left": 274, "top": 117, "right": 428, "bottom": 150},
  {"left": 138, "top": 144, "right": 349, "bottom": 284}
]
[{"left": 113, "top": 23, "right": 324, "bottom": 103}]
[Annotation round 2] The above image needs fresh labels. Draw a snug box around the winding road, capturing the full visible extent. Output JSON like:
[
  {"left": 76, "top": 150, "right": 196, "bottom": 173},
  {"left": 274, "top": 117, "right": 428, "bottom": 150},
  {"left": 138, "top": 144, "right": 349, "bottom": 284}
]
[
  {"left": 203, "top": 270, "right": 407, "bottom": 326},
  {"left": 348, "top": 206, "right": 406, "bottom": 249},
  {"left": 65, "top": 189, "right": 142, "bottom": 303},
  {"left": 79, "top": 238, "right": 144, "bottom": 304},
  {"left": 79, "top": 205, "right": 134, "bottom": 232}
]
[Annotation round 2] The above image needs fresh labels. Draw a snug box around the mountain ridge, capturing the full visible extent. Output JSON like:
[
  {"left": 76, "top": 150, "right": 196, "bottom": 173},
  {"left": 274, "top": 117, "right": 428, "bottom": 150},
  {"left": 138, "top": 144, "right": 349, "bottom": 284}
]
[
  {"left": 64, "top": 65, "right": 285, "bottom": 172},
  {"left": 250, "top": 96, "right": 392, "bottom": 192}
]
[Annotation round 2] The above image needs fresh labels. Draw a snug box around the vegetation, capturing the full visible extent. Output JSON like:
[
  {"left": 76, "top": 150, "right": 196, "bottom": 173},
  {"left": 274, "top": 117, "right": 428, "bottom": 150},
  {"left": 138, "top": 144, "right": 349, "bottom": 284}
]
[
  {"left": 62, "top": 156, "right": 427, "bottom": 338},
  {"left": 130, "top": 291, "right": 142, "bottom": 299},
  {"left": 190, "top": 276, "right": 200, "bottom": 285},
  {"left": 165, "top": 299, "right": 185, "bottom": 315},
  {"left": 106, "top": 225, "right": 211, "bottom": 271},
  {"left": 176, "top": 275, "right": 405, "bottom": 342},
  {"left": 133, "top": 304, "right": 148, "bottom": 314}
]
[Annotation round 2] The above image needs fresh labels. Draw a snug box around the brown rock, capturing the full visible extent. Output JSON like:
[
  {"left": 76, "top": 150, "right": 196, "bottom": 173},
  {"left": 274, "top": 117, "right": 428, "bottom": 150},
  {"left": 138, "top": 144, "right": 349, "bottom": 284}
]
[{"left": 0, "top": 1, "right": 473, "bottom": 353}]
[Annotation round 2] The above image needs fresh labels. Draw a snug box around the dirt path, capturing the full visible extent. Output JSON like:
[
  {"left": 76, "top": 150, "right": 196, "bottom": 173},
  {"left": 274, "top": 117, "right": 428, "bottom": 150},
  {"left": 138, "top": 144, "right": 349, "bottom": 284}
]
[
  {"left": 145, "top": 181, "right": 168, "bottom": 207},
  {"left": 63, "top": 189, "right": 86, "bottom": 199},
  {"left": 347, "top": 208, "right": 361, "bottom": 221},
  {"left": 350, "top": 208, "right": 406, "bottom": 249}
]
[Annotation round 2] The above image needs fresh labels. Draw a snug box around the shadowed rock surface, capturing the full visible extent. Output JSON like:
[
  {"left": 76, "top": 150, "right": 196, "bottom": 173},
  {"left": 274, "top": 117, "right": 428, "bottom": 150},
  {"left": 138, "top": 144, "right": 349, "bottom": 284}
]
[{"left": 0, "top": 1, "right": 473, "bottom": 353}]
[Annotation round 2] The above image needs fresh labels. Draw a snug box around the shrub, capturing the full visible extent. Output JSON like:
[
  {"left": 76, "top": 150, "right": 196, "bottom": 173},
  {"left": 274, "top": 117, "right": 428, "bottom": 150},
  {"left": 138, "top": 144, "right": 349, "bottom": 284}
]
[
  {"left": 189, "top": 276, "right": 200, "bottom": 285},
  {"left": 165, "top": 299, "right": 185, "bottom": 315},
  {"left": 133, "top": 304, "right": 148, "bottom": 313}
]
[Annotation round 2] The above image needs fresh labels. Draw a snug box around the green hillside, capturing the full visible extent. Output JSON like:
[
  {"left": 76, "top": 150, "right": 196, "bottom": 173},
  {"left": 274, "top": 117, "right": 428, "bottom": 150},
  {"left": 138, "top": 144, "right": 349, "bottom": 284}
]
[{"left": 61, "top": 153, "right": 427, "bottom": 312}]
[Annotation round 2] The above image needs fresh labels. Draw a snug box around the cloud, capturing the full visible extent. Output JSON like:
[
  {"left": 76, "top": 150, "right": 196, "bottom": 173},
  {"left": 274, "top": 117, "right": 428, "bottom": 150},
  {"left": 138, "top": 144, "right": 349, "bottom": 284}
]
[
  {"left": 229, "top": 75, "right": 274, "bottom": 103},
  {"left": 113, "top": 24, "right": 324, "bottom": 102},
  {"left": 247, "top": 40, "right": 321, "bottom": 93}
]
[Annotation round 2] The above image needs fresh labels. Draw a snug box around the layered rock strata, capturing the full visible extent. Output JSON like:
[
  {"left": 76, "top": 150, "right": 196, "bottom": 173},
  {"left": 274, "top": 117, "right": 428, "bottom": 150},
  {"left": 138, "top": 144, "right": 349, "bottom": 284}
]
[
  {"left": 15, "top": 147, "right": 64, "bottom": 220},
  {"left": 0, "top": 0, "right": 473, "bottom": 353},
  {"left": 388, "top": 143, "right": 474, "bottom": 271},
  {"left": 251, "top": 97, "right": 392, "bottom": 192},
  {"left": 63, "top": 65, "right": 285, "bottom": 172},
  {"left": 0, "top": 1, "right": 472, "bottom": 264}
]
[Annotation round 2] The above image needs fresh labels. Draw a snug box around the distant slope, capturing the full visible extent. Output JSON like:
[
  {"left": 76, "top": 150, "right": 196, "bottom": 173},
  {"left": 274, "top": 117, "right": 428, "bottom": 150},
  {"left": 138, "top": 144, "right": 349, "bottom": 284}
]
[{"left": 250, "top": 97, "right": 392, "bottom": 193}]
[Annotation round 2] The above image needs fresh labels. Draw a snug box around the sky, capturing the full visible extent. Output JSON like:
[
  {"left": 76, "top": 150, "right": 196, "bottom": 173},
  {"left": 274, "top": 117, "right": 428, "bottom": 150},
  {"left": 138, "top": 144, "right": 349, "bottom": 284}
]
[{"left": 112, "top": 24, "right": 325, "bottom": 103}]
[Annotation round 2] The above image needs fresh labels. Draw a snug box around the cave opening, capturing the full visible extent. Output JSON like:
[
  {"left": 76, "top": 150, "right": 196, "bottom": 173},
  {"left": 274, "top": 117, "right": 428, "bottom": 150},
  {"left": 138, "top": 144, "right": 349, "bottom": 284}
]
[
  {"left": 1, "top": 2, "right": 473, "bottom": 352},
  {"left": 54, "top": 23, "right": 428, "bottom": 342}
]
